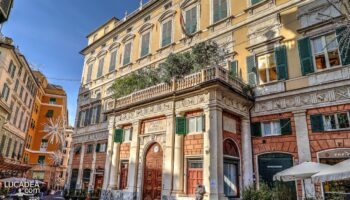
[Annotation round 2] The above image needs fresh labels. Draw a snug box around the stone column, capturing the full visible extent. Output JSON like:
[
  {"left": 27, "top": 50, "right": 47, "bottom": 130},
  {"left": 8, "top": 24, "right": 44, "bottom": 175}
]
[
  {"left": 88, "top": 142, "right": 97, "bottom": 192},
  {"left": 65, "top": 143, "right": 75, "bottom": 189},
  {"left": 126, "top": 120, "right": 140, "bottom": 198},
  {"left": 162, "top": 114, "right": 176, "bottom": 198},
  {"left": 76, "top": 143, "right": 85, "bottom": 189},
  {"left": 109, "top": 140, "right": 121, "bottom": 189},
  {"left": 241, "top": 118, "right": 254, "bottom": 188},
  {"left": 102, "top": 118, "right": 115, "bottom": 190},
  {"left": 172, "top": 114, "right": 184, "bottom": 195},
  {"left": 203, "top": 106, "right": 224, "bottom": 199},
  {"left": 293, "top": 110, "right": 315, "bottom": 198}
]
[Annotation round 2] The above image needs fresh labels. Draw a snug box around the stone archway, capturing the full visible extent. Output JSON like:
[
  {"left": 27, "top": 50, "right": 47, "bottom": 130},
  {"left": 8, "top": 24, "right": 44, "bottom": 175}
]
[{"left": 142, "top": 143, "right": 163, "bottom": 200}]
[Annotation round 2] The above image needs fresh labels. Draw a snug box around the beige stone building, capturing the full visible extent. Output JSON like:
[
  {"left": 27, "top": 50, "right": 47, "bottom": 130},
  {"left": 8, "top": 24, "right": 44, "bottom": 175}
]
[
  {"left": 0, "top": 35, "right": 37, "bottom": 176},
  {"left": 69, "top": 0, "right": 350, "bottom": 199}
]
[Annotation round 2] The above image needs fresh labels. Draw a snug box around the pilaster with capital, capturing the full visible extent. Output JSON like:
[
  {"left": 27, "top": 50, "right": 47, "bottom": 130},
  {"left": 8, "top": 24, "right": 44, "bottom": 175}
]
[
  {"left": 88, "top": 142, "right": 97, "bottom": 191},
  {"left": 172, "top": 113, "right": 184, "bottom": 195},
  {"left": 203, "top": 105, "right": 224, "bottom": 199},
  {"left": 126, "top": 120, "right": 140, "bottom": 196},
  {"left": 241, "top": 118, "right": 254, "bottom": 187},
  {"left": 102, "top": 117, "right": 115, "bottom": 190},
  {"left": 65, "top": 143, "right": 75, "bottom": 189},
  {"left": 76, "top": 143, "right": 85, "bottom": 189}
]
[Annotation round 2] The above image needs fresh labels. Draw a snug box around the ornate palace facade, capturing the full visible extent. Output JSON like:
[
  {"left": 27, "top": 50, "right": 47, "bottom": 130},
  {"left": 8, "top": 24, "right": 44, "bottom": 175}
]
[{"left": 68, "top": 0, "right": 350, "bottom": 199}]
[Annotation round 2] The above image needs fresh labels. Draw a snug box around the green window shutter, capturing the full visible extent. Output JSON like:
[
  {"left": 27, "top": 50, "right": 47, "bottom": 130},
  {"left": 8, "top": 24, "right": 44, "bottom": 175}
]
[
  {"left": 109, "top": 51, "right": 117, "bottom": 72},
  {"left": 336, "top": 26, "right": 350, "bottom": 66},
  {"left": 280, "top": 118, "right": 292, "bottom": 135},
  {"left": 298, "top": 37, "right": 315, "bottom": 75},
  {"left": 97, "top": 58, "right": 104, "bottom": 78},
  {"left": 230, "top": 60, "right": 238, "bottom": 78},
  {"left": 114, "top": 129, "right": 124, "bottom": 143},
  {"left": 176, "top": 117, "right": 187, "bottom": 135},
  {"left": 46, "top": 110, "right": 54, "bottom": 118},
  {"left": 221, "top": 0, "right": 228, "bottom": 19},
  {"left": 275, "top": 45, "right": 289, "bottom": 80},
  {"left": 86, "top": 64, "right": 93, "bottom": 83},
  {"left": 251, "top": 122, "right": 261, "bottom": 137},
  {"left": 141, "top": 32, "right": 150, "bottom": 57},
  {"left": 213, "top": 0, "right": 220, "bottom": 22},
  {"left": 95, "top": 143, "right": 101, "bottom": 152},
  {"left": 310, "top": 114, "right": 324, "bottom": 132},
  {"left": 201, "top": 115, "right": 206, "bottom": 132},
  {"left": 251, "top": 0, "right": 262, "bottom": 5},
  {"left": 247, "top": 55, "right": 258, "bottom": 86}
]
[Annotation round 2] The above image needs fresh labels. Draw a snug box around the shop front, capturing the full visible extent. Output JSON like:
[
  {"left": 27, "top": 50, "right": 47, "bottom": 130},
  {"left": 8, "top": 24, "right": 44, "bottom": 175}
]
[{"left": 318, "top": 148, "right": 350, "bottom": 199}]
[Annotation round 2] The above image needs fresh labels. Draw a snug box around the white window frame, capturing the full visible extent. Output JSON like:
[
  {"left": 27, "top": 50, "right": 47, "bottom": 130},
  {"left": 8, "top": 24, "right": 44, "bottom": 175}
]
[
  {"left": 183, "top": 3, "right": 200, "bottom": 35},
  {"left": 310, "top": 32, "right": 342, "bottom": 71},
  {"left": 40, "top": 140, "right": 48, "bottom": 151},
  {"left": 124, "top": 128, "right": 132, "bottom": 143},
  {"left": 210, "top": 0, "right": 231, "bottom": 25},
  {"left": 160, "top": 18, "right": 174, "bottom": 48},
  {"left": 139, "top": 30, "right": 152, "bottom": 58},
  {"left": 79, "top": 111, "right": 86, "bottom": 127},
  {"left": 261, "top": 121, "right": 281, "bottom": 137},
  {"left": 257, "top": 53, "right": 277, "bottom": 84},
  {"left": 187, "top": 115, "right": 204, "bottom": 134},
  {"left": 323, "top": 112, "right": 350, "bottom": 131},
  {"left": 122, "top": 41, "right": 133, "bottom": 66},
  {"left": 90, "top": 106, "right": 98, "bottom": 125},
  {"left": 109, "top": 50, "right": 118, "bottom": 72},
  {"left": 100, "top": 143, "right": 107, "bottom": 152}
]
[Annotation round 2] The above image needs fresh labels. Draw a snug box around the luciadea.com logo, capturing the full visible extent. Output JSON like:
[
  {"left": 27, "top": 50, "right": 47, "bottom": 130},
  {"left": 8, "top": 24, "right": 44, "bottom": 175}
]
[{"left": 4, "top": 181, "right": 40, "bottom": 197}]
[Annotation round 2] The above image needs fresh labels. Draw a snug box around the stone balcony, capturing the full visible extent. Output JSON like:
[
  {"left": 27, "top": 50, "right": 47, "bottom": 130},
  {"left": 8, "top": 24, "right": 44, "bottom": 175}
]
[{"left": 105, "top": 66, "right": 251, "bottom": 112}]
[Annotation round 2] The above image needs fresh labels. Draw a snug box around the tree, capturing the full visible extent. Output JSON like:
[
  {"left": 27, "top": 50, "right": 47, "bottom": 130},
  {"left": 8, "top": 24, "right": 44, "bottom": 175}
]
[{"left": 111, "top": 41, "right": 227, "bottom": 99}]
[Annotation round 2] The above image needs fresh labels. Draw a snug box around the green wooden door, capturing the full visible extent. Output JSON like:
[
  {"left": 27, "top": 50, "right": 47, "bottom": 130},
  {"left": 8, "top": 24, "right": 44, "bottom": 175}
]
[{"left": 258, "top": 153, "right": 297, "bottom": 199}]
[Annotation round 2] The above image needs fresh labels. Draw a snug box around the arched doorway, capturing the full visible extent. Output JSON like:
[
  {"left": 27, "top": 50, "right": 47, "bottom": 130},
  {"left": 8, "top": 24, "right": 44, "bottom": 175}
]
[
  {"left": 142, "top": 143, "right": 163, "bottom": 200},
  {"left": 223, "top": 139, "right": 240, "bottom": 198},
  {"left": 258, "top": 153, "right": 296, "bottom": 199}
]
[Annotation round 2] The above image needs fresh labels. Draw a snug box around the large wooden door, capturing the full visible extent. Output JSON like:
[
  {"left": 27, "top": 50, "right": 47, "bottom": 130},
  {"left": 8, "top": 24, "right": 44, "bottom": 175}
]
[{"left": 143, "top": 143, "right": 163, "bottom": 200}]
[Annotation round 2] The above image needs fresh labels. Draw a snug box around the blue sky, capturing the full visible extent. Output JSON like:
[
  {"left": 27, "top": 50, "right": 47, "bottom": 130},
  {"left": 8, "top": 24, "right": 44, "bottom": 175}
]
[{"left": 3, "top": 0, "right": 146, "bottom": 125}]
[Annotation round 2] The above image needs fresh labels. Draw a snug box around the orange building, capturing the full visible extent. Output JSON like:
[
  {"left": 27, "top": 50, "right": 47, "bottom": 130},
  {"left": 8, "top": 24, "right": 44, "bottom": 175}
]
[{"left": 23, "top": 71, "right": 71, "bottom": 190}]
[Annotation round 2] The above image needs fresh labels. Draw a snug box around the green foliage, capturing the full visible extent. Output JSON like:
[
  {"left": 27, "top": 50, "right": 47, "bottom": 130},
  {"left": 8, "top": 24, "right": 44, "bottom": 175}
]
[
  {"left": 243, "top": 182, "right": 297, "bottom": 200},
  {"left": 111, "top": 41, "right": 226, "bottom": 98}
]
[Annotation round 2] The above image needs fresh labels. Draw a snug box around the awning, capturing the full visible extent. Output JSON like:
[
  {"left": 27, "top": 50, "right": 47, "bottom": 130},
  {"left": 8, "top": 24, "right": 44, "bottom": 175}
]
[
  {"left": 0, "top": 157, "right": 31, "bottom": 172},
  {"left": 312, "top": 159, "right": 350, "bottom": 183},
  {"left": 274, "top": 162, "right": 330, "bottom": 182}
]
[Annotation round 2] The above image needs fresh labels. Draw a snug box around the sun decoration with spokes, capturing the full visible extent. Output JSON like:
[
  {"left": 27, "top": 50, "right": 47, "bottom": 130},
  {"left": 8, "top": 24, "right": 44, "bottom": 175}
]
[{"left": 42, "top": 117, "right": 66, "bottom": 150}]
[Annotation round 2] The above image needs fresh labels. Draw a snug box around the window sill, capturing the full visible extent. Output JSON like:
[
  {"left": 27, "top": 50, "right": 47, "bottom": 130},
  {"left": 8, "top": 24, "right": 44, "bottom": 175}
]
[
  {"left": 157, "top": 42, "right": 176, "bottom": 53},
  {"left": 120, "top": 62, "right": 133, "bottom": 69},
  {"left": 187, "top": 131, "right": 204, "bottom": 135},
  {"left": 246, "top": 36, "right": 284, "bottom": 51},
  {"left": 207, "top": 16, "right": 234, "bottom": 29},
  {"left": 136, "top": 53, "right": 152, "bottom": 62},
  {"left": 180, "top": 30, "right": 203, "bottom": 41},
  {"left": 244, "top": 0, "right": 272, "bottom": 13}
]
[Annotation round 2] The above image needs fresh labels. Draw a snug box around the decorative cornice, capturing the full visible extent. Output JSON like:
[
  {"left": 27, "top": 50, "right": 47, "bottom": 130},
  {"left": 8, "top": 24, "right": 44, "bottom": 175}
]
[
  {"left": 158, "top": 10, "right": 176, "bottom": 22},
  {"left": 122, "top": 33, "right": 136, "bottom": 43},
  {"left": 138, "top": 23, "right": 154, "bottom": 33}
]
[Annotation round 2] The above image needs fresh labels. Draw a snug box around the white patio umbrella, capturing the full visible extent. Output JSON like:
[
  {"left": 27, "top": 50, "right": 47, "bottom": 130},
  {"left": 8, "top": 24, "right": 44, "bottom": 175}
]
[
  {"left": 274, "top": 161, "right": 330, "bottom": 181},
  {"left": 312, "top": 158, "right": 350, "bottom": 183}
]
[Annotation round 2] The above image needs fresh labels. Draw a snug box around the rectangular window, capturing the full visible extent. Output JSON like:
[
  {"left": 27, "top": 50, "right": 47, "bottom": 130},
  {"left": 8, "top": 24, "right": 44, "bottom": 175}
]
[
  {"left": 19, "top": 86, "right": 24, "bottom": 98},
  {"left": 90, "top": 106, "right": 98, "bottom": 125},
  {"left": 124, "top": 128, "right": 132, "bottom": 142},
  {"left": 100, "top": 143, "right": 107, "bottom": 152},
  {"left": 23, "top": 72, "right": 27, "bottom": 82},
  {"left": 97, "top": 58, "right": 104, "bottom": 78},
  {"left": 79, "top": 110, "right": 86, "bottom": 127},
  {"left": 161, "top": 20, "right": 172, "bottom": 47},
  {"left": 46, "top": 110, "right": 54, "bottom": 118},
  {"left": 8, "top": 61, "right": 16, "bottom": 78},
  {"left": 213, "top": 0, "right": 228, "bottom": 23},
  {"left": 120, "top": 161, "right": 129, "bottom": 190},
  {"left": 5, "top": 138, "right": 12, "bottom": 157},
  {"left": 40, "top": 139, "right": 48, "bottom": 151},
  {"left": 257, "top": 53, "right": 277, "bottom": 84},
  {"left": 13, "top": 106, "right": 19, "bottom": 125},
  {"left": 74, "top": 146, "right": 81, "bottom": 154},
  {"left": 1, "top": 83, "right": 10, "bottom": 102},
  {"left": 14, "top": 79, "right": 19, "bottom": 92},
  {"left": 324, "top": 112, "right": 350, "bottom": 131},
  {"left": 86, "top": 64, "right": 93, "bottom": 83},
  {"left": 311, "top": 33, "right": 341, "bottom": 71},
  {"left": 12, "top": 141, "right": 17, "bottom": 159},
  {"left": 18, "top": 111, "right": 23, "bottom": 129},
  {"left": 185, "top": 6, "right": 197, "bottom": 34},
  {"left": 251, "top": 0, "right": 263, "bottom": 5},
  {"left": 49, "top": 98, "right": 56, "bottom": 104},
  {"left": 38, "top": 156, "right": 45, "bottom": 164},
  {"left": 0, "top": 135, "right": 6, "bottom": 154},
  {"left": 187, "top": 159, "right": 203, "bottom": 195},
  {"left": 261, "top": 121, "right": 281, "bottom": 136},
  {"left": 224, "top": 159, "right": 239, "bottom": 197},
  {"left": 188, "top": 115, "right": 204, "bottom": 134},
  {"left": 109, "top": 50, "right": 117, "bottom": 72},
  {"left": 140, "top": 32, "right": 151, "bottom": 57},
  {"left": 24, "top": 92, "right": 28, "bottom": 105},
  {"left": 87, "top": 144, "right": 93, "bottom": 153},
  {"left": 123, "top": 42, "right": 132, "bottom": 65}
]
